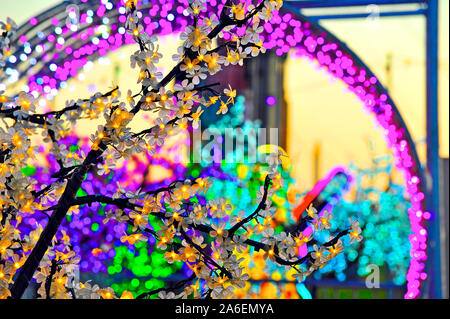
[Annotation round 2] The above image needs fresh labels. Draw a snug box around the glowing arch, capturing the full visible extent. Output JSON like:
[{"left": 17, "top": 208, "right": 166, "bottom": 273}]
[{"left": 3, "top": 0, "right": 428, "bottom": 299}]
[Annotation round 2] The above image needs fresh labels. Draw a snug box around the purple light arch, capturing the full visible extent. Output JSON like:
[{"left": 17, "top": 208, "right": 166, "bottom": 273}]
[{"left": 4, "top": 0, "right": 428, "bottom": 299}]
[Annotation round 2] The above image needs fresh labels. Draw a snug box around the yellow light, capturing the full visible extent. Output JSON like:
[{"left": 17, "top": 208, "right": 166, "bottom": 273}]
[
  {"left": 21, "top": 100, "right": 30, "bottom": 108},
  {"left": 133, "top": 29, "right": 140, "bottom": 37}
]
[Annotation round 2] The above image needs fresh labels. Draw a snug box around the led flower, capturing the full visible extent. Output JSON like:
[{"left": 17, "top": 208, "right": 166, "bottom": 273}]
[
  {"left": 216, "top": 99, "right": 230, "bottom": 115},
  {"left": 306, "top": 204, "right": 319, "bottom": 220},
  {"left": 209, "top": 222, "right": 228, "bottom": 239},
  {"left": 189, "top": 106, "right": 204, "bottom": 129}
]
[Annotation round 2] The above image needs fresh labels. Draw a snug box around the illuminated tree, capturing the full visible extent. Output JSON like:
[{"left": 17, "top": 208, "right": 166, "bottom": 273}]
[
  {"left": 15, "top": 135, "right": 185, "bottom": 297},
  {"left": 0, "top": 0, "right": 361, "bottom": 299}
]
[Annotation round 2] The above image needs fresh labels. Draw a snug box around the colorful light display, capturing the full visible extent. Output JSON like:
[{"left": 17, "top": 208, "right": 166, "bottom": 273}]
[
  {"left": 4, "top": 0, "right": 428, "bottom": 298},
  {"left": 180, "top": 95, "right": 303, "bottom": 298},
  {"left": 187, "top": 94, "right": 296, "bottom": 227},
  {"left": 302, "top": 157, "right": 412, "bottom": 286},
  {"left": 18, "top": 134, "right": 187, "bottom": 297}
]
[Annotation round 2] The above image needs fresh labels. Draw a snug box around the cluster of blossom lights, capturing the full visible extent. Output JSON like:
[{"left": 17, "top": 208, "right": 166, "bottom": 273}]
[{"left": 6, "top": 0, "right": 428, "bottom": 299}]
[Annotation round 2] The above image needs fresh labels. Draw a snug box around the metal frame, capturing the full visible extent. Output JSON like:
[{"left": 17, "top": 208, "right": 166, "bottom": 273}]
[{"left": 284, "top": 0, "right": 441, "bottom": 299}]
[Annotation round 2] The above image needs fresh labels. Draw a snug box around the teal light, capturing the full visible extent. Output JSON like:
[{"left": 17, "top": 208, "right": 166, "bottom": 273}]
[{"left": 296, "top": 283, "right": 312, "bottom": 299}]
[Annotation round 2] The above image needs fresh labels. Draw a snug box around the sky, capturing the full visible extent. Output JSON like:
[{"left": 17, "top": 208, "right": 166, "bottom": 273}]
[{"left": 1, "top": 0, "right": 448, "bottom": 190}]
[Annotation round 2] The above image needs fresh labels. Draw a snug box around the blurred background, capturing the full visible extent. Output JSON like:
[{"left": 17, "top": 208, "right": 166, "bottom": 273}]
[{"left": 1, "top": 0, "right": 448, "bottom": 299}]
